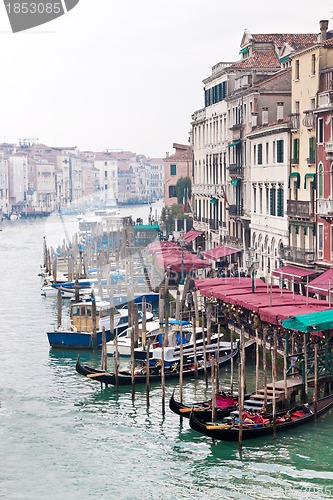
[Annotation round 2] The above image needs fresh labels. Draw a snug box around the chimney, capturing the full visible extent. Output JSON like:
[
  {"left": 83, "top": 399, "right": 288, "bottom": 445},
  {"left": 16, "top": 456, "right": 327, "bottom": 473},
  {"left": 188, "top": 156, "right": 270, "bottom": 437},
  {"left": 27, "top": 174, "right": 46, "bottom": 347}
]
[
  {"left": 165, "top": 152, "right": 169, "bottom": 157},
  {"left": 277, "top": 102, "right": 284, "bottom": 122},
  {"left": 262, "top": 107, "right": 268, "bottom": 125},
  {"left": 320, "top": 20, "right": 329, "bottom": 42}
]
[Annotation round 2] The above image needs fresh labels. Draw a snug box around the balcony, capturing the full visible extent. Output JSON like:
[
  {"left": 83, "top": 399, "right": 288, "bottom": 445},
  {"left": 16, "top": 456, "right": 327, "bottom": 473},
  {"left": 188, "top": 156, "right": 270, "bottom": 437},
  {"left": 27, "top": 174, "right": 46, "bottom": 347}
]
[
  {"left": 281, "top": 246, "right": 315, "bottom": 265},
  {"left": 287, "top": 200, "right": 313, "bottom": 219},
  {"left": 326, "top": 142, "right": 333, "bottom": 153},
  {"left": 302, "top": 110, "right": 315, "bottom": 129},
  {"left": 224, "top": 235, "right": 243, "bottom": 248},
  {"left": 289, "top": 113, "right": 300, "bottom": 130},
  {"left": 228, "top": 164, "right": 244, "bottom": 178},
  {"left": 291, "top": 157, "right": 299, "bottom": 165},
  {"left": 317, "top": 199, "right": 333, "bottom": 220},
  {"left": 228, "top": 204, "right": 243, "bottom": 217},
  {"left": 307, "top": 156, "right": 315, "bottom": 165}
]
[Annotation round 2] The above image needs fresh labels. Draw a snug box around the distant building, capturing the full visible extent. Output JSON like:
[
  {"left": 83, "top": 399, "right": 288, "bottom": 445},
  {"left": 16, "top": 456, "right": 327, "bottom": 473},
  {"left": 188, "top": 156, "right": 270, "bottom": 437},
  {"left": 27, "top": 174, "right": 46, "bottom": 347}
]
[{"left": 164, "top": 143, "right": 192, "bottom": 207}]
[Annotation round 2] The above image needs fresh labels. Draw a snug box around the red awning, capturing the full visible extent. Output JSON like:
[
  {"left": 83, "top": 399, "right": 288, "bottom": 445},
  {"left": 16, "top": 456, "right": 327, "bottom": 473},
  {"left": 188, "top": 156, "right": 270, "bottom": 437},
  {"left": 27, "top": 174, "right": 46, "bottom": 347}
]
[
  {"left": 154, "top": 251, "right": 210, "bottom": 272},
  {"left": 260, "top": 304, "right": 330, "bottom": 326},
  {"left": 202, "top": 245, "right": 240, "bottom": 261},
  {"left": 306, "top": 268, "right": 333, "bottom": 295},
  {"left": 272, "top": 265, "right": 317, "bottom": 283},
  {"left": 183, "top": 229, "right": 203, "bottom": 243}
]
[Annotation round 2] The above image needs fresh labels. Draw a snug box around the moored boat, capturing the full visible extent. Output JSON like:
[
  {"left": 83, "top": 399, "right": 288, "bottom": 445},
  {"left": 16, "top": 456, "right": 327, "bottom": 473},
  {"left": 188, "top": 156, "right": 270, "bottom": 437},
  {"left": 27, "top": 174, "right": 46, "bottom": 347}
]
[
  {"left": 169, "top": 390, "right": 238, "bottom": 420},
  {"left": 189, "top": 394, "right": 333, "bottom": 441},
  {"left": 75, "top": 346, "right": 239, "bottom": 385}
]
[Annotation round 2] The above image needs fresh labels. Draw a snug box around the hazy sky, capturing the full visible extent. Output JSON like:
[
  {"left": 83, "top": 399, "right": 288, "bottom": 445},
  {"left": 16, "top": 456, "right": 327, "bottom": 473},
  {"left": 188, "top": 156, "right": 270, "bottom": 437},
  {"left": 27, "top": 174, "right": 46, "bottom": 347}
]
[{"left": 0, "top": 0, "right": 332, "bottom": 157}]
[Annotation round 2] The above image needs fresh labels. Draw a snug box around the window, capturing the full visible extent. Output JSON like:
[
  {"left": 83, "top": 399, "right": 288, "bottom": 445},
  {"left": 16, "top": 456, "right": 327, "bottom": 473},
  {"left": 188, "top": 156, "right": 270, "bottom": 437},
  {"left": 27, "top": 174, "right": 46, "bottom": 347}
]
[
  {"left": 170, "top": 164, "right": 177, "bottom": 176},
  {"left": 293, "top": 138, "right": 299, "bottom": 163},
  {"left": 311, "top": 54, "right": 316, "bottom": 75},
  {"left": 318, "top": 118, "right": 324, "bottom": 143},
  {"left": 318, "top": 223, "right": 324, "bottom": 257},
  {"left": 295, "top": 60, "right": 300, "bottom": 80},
  {"left": 259, "top": 187, "right": 263, "bottom": 214},
  {"left": 265, "top": 143, "right": 269, "bottom": 164},
  {"left": 104, "top": 171, "right": 108, "bottom": 178},
  {"left": 276, "top": 140, "right": 284, "bottom": 163},
  {"left": 309, "top": 137, "right": 316, "bottom": 163},
  {"left": 253, "top": 144, "right": 257, "bottom": 165},
  {"left": 272, "top": 141, "right": 276, "bottom": 163},
  {"left": 270, "top": 187, "right": 276, "bottom": 216},
  {"left": 318, "top": 163, "right": 324, "bottom": 198},
  {"left": 257, "top": 143, "right": 263, "bottom": 165},
  {"left": 253, "top": 186, "right": 257, "bottom": 213},
  {"left": 277, "top": 188, "right": 284, "bottom": 217},
  {"left": 169, "top": 185, "right": 176, "bottom": 198}
]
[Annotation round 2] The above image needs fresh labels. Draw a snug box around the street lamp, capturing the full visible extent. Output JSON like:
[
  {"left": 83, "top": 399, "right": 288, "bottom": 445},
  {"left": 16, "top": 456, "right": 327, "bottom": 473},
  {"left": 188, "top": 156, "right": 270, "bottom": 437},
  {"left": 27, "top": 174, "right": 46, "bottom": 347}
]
[
  {"left": 180, "top": 228, "right": 185, "bottom": 285},
  {"left": 246, "top": 246, "right": 259, "bottom": 293}
]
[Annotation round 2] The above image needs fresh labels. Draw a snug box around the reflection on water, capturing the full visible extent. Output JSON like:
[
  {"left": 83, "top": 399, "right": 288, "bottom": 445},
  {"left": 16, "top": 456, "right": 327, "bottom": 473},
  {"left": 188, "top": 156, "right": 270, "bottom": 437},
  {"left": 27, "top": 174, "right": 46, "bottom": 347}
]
[{"left": 1, "top": 212, "right": 333, "bottom": 499}]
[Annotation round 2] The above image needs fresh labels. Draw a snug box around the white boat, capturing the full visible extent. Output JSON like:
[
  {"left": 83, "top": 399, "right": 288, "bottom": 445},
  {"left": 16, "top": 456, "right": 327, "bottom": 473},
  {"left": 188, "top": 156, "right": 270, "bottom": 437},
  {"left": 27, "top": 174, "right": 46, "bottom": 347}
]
[{"left": 107, "top": 319, "right": 197, "bottom": 358}]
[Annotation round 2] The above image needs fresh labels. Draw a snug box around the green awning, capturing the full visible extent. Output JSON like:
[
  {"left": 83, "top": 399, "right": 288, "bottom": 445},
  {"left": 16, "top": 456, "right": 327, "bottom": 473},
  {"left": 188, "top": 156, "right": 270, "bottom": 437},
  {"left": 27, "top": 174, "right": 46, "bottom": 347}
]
[
  {"left": 231, "top": 179, "right": 239, "bottom": 186},
  {"left": 227, "top": 140, "right": 241, "bottom": 149},
  {"left": 289, "top": 172, "right": 300, "bottom": 189},
  {"left": 280, "top": 56, "right": 290, "bottom": 63},
  {"left": 239, "top": 47, "right": 249, "bottom": 55},
  {"left": 304, "top": 173, "right": 316, "bottom": 189},
  {"left": 282, "top": 309, "right": 333, "bottom": 333},
  {"left": 210, "top": 197, "right": 217, "bottom": 205}
]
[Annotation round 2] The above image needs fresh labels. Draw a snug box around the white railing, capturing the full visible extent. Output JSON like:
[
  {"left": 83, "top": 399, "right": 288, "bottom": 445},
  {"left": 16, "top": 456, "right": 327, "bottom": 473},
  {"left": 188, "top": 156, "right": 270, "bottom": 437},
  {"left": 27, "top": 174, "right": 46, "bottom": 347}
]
[{"left": 325, "top": 142, "right": 333, "bottom": 153}]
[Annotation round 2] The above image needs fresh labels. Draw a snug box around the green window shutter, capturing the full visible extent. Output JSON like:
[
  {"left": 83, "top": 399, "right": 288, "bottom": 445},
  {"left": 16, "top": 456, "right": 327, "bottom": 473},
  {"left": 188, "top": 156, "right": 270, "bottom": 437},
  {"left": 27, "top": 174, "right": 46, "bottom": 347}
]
[
  {"left": 309, "top": 137, "right": 315, "bottom": 161},
  {"left": 205, "top": 90, "right": 209, "bottom": 107},
  {"left": 277, "top": 188, "right": 284, "bottom": 217},
  {"left": 170, "top": 164, "right": 177, "bottom": 176},
  {"left": 293, "top": 138, "right": 299, "bottom": 161},
  {"left": 277, "top": 140, "right": 284, "bottom": 163},
  {"left": 257, "top": 144, "right": 263, "bottom": 165},
  {"left": 270, "top": 188, "right": 276, "bottom": 216}
]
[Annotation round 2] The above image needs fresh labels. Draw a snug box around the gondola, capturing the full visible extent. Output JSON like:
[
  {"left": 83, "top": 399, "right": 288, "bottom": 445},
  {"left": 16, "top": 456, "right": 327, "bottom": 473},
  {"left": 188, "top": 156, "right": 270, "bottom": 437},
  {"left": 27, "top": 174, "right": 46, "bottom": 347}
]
[
  {"left": 75, "top": 346, "right": 238, "bottom": 386},
  {"left": 169, "top": 390, "right": 238, "bottom": 420},
  {"left": 189, "top": 393, "right": 333, "bottom": 441}
]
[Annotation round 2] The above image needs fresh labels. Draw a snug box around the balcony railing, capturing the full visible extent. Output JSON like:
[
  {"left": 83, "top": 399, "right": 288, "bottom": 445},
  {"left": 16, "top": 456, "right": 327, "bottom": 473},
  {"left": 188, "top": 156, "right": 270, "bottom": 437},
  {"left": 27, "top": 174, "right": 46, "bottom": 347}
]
[
  {"left": 307, "top": 156, "right": 315, "bottom": 165},
  {"left": 317, "top": 199, "right": 333, "bottom": 217},
  {"left": 228, "top": 164, "right": 244, "bottom": 178},
  {"left": 228, "top": 204, "right": 243, "bottom": 217},
  {"left": 281, "top": 246, "right": 315, "bottom": 265},
  {"left": 224, "top": 235, "right": 243, "bottom": 248},
  {"left": 287, "top": 200, "right": 313, "bottom": 219},
  {"left": 326, "top": 142, "right": 333, "bottom": 153},
  {"left": 289, "top": 113, "right": 300, "bottom": 130},
  {"left": 302, "top": 110, "right": 315, "bottom": 129},
  {"left": 291, "top": 157, "right": 299, "bottom": 165}
]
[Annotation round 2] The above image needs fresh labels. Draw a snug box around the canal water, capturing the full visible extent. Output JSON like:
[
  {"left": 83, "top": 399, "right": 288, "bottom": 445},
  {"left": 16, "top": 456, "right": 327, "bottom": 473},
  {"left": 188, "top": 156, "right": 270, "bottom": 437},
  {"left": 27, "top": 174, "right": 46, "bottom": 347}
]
[{"left": 1, "top": 205, "right": 333, "bottom": 499}]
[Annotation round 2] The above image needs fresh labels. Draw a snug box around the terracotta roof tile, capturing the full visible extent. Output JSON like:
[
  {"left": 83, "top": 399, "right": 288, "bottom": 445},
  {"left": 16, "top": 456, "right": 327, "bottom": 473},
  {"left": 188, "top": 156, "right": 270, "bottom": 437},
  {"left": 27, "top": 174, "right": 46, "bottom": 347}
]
[
  {"left": 250, "top": 33, "right": 318, "bottom": 49},
  {"left": 323, "top": 37, "right": 333, "bottom": 46},
  {"left": 230, "top": 50, "right": 280, "bottom": 70}
]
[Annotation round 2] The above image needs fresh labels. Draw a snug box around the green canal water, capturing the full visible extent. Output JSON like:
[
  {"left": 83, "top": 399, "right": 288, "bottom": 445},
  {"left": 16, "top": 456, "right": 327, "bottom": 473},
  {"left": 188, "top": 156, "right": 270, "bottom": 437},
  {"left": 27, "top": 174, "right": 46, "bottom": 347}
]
[{"left": 1, "top": 213, "right": 333, "bottom": 499}]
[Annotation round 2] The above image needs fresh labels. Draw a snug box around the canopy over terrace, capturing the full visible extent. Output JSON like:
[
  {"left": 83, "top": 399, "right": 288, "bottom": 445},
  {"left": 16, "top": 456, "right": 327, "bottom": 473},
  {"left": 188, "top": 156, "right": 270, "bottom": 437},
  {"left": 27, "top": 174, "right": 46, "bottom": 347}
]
[
  {"left": 154, "top": 250, "right": 210, "bottom": 273},
  {"left": 183, "top": 229, "right": 203, "bottom": 243},
  {"left": 306, "top": 268, "right": 333, "bottom": 295},
  {"left": 194, "top": 277, "right": 330, "bottom": 326},
  {"left": 195, "top": 277, "right": 266, "bottom": 293},
  {"left": 260, "top": 304, "right": 330, "bottom": 326},
  {"left": 282, "top": 309, "right": 333, "bottom": 333},
  {"left": 272, "top": 265, "right": 317, "bottom": 283},
  {"left": 202, "top": 245, "right": 240, "bottom": 261}
]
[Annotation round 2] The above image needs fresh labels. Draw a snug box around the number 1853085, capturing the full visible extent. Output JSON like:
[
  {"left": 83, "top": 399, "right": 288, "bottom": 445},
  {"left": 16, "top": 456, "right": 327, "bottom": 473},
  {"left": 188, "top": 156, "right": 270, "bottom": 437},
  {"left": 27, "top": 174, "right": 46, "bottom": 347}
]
[{"left": 5, "top": 2, "right": 62, "bottom": 14}]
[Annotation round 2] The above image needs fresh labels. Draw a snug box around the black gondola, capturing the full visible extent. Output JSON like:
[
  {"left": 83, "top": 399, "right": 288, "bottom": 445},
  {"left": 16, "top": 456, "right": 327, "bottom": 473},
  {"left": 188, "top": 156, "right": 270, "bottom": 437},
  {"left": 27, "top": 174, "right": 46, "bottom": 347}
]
[
  {"left": 189, "top": 394, "right": 333, "bottom": 441},
  {"left": 75, "top": 347, "right": 238, "bottom": 386},
  {"left": 169, "top": 390, "right": 238, "bottom": 420}
]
